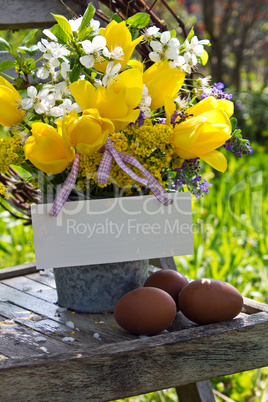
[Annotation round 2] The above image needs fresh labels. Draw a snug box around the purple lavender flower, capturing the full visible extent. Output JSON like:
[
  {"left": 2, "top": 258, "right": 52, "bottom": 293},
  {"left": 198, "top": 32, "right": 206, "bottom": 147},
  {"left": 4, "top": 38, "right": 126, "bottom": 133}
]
[
  {"left": 224, "top": 132, "right": 253, "bottom": 158},
  {"left": 171, "top": 158, "right": 212, "bottom": 199},
  {"left": 201, "top": 82, "right": 233, "bottom": 100}
]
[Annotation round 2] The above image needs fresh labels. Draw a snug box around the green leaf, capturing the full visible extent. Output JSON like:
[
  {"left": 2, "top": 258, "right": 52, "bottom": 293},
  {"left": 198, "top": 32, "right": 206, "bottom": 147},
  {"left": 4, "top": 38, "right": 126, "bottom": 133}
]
[
  {"left": 0, "top": 60, "right": 15, "bottom": 72},
  {"left": 50, "top": 24, "right": 70, "bottom": 44},
  {"left": 200, "top": 49, "right": 208, "bottom": 65},
  {"left": 18, "top": 45, "right": 38, "bottom": 56},
  {"left": 77, "top": 27, "right": 93, "bottom": 42},
  {"left": 9, "top": 44, "right": 18, "bottom": 58},
  {"left": 112, "top": 13, "right": 123, "bottom": 23},
  {"left": 126, "top": 13, "right": 150, "bottom": 29},
  {"left": 79, "top": 2, "right": 95, "bottom": 32},
  {"left": 186, "top": 27, "right": 195, "bottom": 42},
  {"left": 52, "top": 14, "right": 73, "bottom": 40},
  {"left": 230, "top": 117, "right": 238, "bottom": 131},
  {"left": 70, "top": 65, "right": 81, "bottom": 83},
  {"left": 0, "top": 37, "right": 11, "bottom": 52},
  {"left": 170, "top": 30, "right": 177, "bottom": 38},
  {"left": 21, "top": 29, "right": 38, "bottom": 46}
]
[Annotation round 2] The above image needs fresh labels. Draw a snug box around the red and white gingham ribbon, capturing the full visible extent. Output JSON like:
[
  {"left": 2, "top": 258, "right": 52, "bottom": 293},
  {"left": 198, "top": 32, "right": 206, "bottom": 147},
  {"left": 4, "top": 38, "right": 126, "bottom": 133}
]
[{"left": 97, "top": 139, "right": 172, "bottom": 206}]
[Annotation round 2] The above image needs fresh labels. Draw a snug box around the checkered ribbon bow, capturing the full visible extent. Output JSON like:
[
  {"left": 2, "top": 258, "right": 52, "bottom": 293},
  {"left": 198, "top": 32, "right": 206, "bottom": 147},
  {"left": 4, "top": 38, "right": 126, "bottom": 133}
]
[
  {"left": 49, "top": 151, "right": 80, "bottom": 217},
  {"left": 97, "top": 139, "right": 172, "bottom": 206},
  {"left": 48, "top": 138, "right": 172, "bottom": 217}
]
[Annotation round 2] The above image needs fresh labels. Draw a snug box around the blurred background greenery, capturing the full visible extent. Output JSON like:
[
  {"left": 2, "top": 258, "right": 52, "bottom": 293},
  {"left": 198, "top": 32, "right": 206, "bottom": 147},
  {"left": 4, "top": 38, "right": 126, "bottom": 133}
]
[{"left": 0, "top": 0, "right": 267, "bottom": 401}]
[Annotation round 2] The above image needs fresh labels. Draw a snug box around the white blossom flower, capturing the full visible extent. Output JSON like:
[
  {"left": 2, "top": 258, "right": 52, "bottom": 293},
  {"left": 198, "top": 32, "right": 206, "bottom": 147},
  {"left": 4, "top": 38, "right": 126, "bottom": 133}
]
[
  {"left": 149, "top": 31, "right": 180, "bottom": 62},
  {"left": 60, "top": 61, "right": 71, "bottom": 80},
  {"left": 103, "top": 46, "right": 124, "bottom": 61},
  {"left": 50, "top": 99, "right": 81, "bottom": 117},
  {"left": 184, "top": 35, "right": 210, "bottom": 57},
  {"left": 80, "top": 36, "right": 107, "bottom": 68},
  {"left": 21, "top": 87, "right": 55, "bottom": 114},
  {"left": 69, "top": 16, "right": 83, "bottom": 32},
  {"left": 90, "top": 19, "right": 100, "bottom": 35},
  {"left": 37, "top": 58, "right": 60, "bottom": 80},
  {"left": 102, "top": 62, "right": 121, "bottom": 87},
  {"left": 37, "top": 39, "right": 70, "bottom": 60},
  {"left": 143, "top": 26, "right": 160, "bottom": 42},
  {"left": 42, "top": 29, "right": 58, "bottom": 42},
  {"left": 138, "top": 84, "right": 151, "bottom": 117},
  {"left": 174, "top": 96, "right": 188, "bottom": 110},
  {"left": 53, "top": 81, "right": 69, "bottom": 100}
]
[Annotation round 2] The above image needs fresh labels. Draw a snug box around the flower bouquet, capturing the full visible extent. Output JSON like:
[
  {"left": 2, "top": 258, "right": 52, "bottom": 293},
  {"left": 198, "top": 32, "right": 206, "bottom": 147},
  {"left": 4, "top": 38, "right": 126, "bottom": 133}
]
[{"left": 0, "top": 4, "right": 253, "bottom": 312}]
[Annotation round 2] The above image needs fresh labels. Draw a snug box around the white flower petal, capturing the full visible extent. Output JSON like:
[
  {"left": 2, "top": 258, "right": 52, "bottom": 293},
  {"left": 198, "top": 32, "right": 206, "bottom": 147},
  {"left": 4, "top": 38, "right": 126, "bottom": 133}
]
[
  {"left": 161, "top": 31, "right": 171, "bottom": 44},
  {"left": 150, "top": 40, "right": 162, "bottom": 52},
  {"left": 21, "top": 98, "right": 33, "bottom": 110},
  {"left": 80, "top": 55, "right": 94, "bottom": 68},
  {"left": 149, "top": 51, "right": 161, "bottom": 63},
  {"left": 27, "top": 86, "right": 37, "bottom": 98},
  {"left": 92, "top": 35, "right": 106, "bottom": 50},
  {"left": 43, "top": 29, "right": 58, "bottom": 42},
  {"left": 81, "top": 40, "right": 93, "bottom": 54}
]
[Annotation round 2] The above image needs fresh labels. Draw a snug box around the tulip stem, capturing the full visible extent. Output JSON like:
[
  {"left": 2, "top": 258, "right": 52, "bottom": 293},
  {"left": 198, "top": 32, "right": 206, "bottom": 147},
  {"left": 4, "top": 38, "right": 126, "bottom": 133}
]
[{"left": 23, "top": 122, "right": 32, "bottom": 131}]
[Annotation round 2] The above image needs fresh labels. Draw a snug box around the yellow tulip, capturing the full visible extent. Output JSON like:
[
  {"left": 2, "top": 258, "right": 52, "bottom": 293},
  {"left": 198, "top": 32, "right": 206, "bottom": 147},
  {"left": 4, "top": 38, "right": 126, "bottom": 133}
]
[
  {"left": 69, "top": 68, "right": 143, "bottom": 131},
  {"left": 96, "top": 20, "right": 143, "bottom": 72},
  {"left": 24, "top": 122, "right": 75, "bottom": 174},
  {"left": 143, "top": 62, "right": 185, "bottom": 111},
  {"left": 60, "top": 109, "right": 114, "bottom": 154},
  {"left": 0, "top": 76, "right": 25, "bottom": 126},
  {"left": 172, "top": 97, "right": 233, "bottom": 172}
]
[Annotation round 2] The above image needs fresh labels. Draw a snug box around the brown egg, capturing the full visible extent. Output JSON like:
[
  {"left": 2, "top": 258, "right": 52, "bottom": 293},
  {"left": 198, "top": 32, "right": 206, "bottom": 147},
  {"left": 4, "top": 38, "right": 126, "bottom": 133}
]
[
  {"left": 144, "top": 269, "right": 188, "bottom": 309},
  {"left": 114, "top": 287, "right": 177, "bottom": 335},
  {"left": 179, "top": 278, "right": 243, "bottom": 325}
]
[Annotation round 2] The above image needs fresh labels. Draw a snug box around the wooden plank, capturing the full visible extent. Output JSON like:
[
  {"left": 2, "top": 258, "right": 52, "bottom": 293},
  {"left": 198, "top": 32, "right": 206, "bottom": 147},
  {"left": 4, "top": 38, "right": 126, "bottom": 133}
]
[
  {"left": 26, "top": 270, "right": 56, "bottom": 288},
  {"left": 0, "top": 302, "right": 104, "bottom": 349},
  {"left": 1, "top": 312, "right": 268, "bottom": 401},
  {"left": 176, "top": 381, "right": 216, "bottom": 402},
  {"left": 0, "top": 0, "right": 87, "bottom": 29},
  {"left": 0, "top": 283, "right": 137, "bottom": 343},
  {"left": 0, "top": 314, "right": 75, "bottom": 358},
  {"left": 243, "top": 297, "right": 268, "bottom": 314},
  {"left": 2, "top": 276, "right": 57, "bottom": 304},
  {"left": 0, "top": 262, "right": 37, "bottom": 280}
]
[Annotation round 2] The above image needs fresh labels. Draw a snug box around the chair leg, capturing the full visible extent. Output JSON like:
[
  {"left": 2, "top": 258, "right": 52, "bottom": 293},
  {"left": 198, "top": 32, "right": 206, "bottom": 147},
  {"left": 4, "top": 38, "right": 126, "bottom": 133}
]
[{"left": 176, "top": 380, "right": 216, "bottom": 402}]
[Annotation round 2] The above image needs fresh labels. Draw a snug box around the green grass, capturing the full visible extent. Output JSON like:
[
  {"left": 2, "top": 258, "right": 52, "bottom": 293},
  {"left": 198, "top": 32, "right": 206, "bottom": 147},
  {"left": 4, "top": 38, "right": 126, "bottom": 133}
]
[{"left": 0, "top": 147, "right": 267, "bottom": 401}]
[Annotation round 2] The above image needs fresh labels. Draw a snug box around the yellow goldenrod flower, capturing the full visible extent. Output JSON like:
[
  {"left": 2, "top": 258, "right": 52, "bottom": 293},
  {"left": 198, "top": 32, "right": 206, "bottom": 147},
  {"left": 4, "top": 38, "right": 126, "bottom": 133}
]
[
  {"left": 70, "top": 68, "right": 143, "bottom": 131},
  {"left": 96, "top": 20, "right": 143, "bottom": 72},
  {"left": 0, "top": 77, "right": 25, "bottom": 127},
  {"left": 59, "top": 109, "right": 114, "bottom": 155},
  {"left": 24, "top": 123, "right": 75, "bottom": 174},
  {"left": 0, "top": 135, "right": 24, "bottom": 173},
  {"left": 172, "top": 97, "right": 233, "bottom": 172},
  {"left": 143, "top": 62, "right": 185, "bottom": 111}
]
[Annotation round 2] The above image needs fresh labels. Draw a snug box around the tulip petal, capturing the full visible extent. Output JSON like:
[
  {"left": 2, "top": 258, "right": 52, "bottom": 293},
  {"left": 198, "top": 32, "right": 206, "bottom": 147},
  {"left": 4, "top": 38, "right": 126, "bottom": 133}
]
[
  {"left": 69, "top": 80, "right": 97, "bottom": 111},
  {"left": 0, "top": 86, "right": 25, "bottom": 126},
  {"left": 112, "top": 109, "right": 141, "bottom": 132},
  {"left": 201, "top": 150, "right": 228, "bottom": 172},
  {"left": 143, "top": 62, "right": 185, "bottom": 110},
  {"left": 97, "top": 21, "right": 143, "bottom": 72},
  {"left": 117, "top": 68, "right": 143, "bottom": 109},
  {"left": 217, "top": 99, "right": 234, "bottom": 118},
  {"left": 186, "top": 97, "right": 218, "bottom": 116}
]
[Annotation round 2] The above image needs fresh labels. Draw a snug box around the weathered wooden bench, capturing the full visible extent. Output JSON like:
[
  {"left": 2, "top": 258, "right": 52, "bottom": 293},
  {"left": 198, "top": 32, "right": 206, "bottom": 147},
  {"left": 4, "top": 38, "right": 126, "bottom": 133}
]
[
  {"left": 1, "top": 262, "right": 268, "bottom": 401},
  {"left": 0, "top": 2, "right": 267, "bottom": 400}
]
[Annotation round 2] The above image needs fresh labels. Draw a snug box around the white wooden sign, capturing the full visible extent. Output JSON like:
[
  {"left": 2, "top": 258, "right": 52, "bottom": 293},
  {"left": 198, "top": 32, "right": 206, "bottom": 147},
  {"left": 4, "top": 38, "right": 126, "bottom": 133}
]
[{"left": 31, "top": 193, "right": 194, "bottom": 269}]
